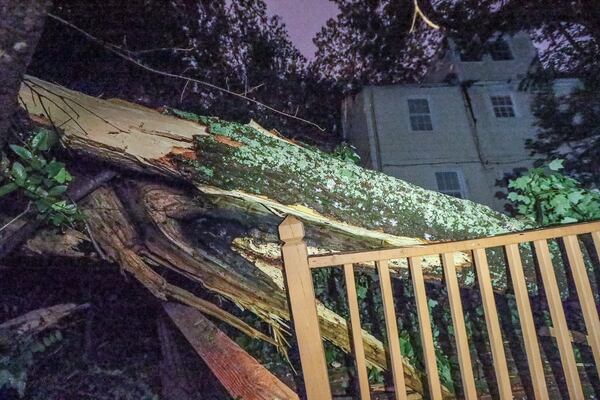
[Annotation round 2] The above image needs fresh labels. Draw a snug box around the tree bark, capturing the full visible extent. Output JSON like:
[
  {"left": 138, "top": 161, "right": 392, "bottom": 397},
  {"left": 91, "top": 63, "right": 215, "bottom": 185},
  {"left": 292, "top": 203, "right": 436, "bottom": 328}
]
[
  {"left": 0, "top": 303, "right": 87, "bottom": 334},
  {"left": 18, "top": 76, "right": 528, "bottom": 245},
  {"left": 0, "top": 0, "right": 51, "bottom": 147}
]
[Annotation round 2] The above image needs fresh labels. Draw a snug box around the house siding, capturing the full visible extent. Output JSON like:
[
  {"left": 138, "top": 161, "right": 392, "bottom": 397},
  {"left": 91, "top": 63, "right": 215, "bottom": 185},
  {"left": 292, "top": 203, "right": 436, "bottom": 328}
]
[{"left": 342, "top": 62, "right": 580, "bottom": 211}]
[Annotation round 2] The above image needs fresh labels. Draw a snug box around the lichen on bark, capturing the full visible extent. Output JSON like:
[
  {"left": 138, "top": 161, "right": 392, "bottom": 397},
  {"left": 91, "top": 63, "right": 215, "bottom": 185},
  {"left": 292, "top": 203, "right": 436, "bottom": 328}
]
[{"left": 167, "top": 109, "right": 530, "bottom": 243}]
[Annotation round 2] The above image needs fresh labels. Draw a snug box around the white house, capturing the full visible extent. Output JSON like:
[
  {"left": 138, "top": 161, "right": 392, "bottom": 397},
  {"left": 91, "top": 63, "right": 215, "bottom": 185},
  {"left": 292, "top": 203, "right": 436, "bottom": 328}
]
[{"left": 342, "top": 32, "right": 579, "bottom": 211}]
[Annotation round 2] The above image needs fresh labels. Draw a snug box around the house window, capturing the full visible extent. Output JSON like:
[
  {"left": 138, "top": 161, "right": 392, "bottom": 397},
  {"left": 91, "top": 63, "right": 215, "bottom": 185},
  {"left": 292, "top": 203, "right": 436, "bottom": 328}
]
[
  {"left": 490, "top": 95, "right": 515, "bottom": 118},
  {"left": 435, "top": 171, "right": 466, "bottom": 199},
  {"left": 457, "top": 39, "right": 483, "bottom": 62},
  {"left": 490, "top": 39, "right": 513, "bottom": 60},
  {"left": 459, "top": 49, "right": 482, "bottom": 62},
  {"left": 407, "top": 99, "right": 433, "bottom": 131}
]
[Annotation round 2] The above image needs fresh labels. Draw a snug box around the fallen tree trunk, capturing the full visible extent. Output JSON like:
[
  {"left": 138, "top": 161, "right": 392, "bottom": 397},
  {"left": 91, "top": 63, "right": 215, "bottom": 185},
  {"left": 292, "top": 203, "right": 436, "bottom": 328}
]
[
  {"left": 18, "top": 76, "right": 532, "bottom": 282},
  {"left": 16, "top": 76, "right": 535, "bottom": 396},
  {"left": 19, "top": 76, "right": 527, "bottom": 245}
]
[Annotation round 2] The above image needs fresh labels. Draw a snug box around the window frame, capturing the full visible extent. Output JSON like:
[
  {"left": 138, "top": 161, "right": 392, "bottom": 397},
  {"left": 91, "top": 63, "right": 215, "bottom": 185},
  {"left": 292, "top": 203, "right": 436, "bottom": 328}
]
[
  {"left": 489, "top": 38, "right": 514, "bottom": 61},
  {"left": 434, "top": 170, "right": 469, "bottom": 199},
  {"left": 407, "top": 97, "right": 434, "bottom": 132},
  {"left": 489, "top": 94, "right": 517, "bottom": 118},
  {"left": 454, "top": 37, "right": 484, "bottom": 63},
  {"left": 458, "top": 49, "right": 484, "bottom": 62}
]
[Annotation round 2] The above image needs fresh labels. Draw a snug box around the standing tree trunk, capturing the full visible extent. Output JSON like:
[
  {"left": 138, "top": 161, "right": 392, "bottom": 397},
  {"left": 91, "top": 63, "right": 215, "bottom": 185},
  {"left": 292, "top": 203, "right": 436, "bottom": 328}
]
[{"left": 0, "top": 0, "right": 51, "bottom": 147}]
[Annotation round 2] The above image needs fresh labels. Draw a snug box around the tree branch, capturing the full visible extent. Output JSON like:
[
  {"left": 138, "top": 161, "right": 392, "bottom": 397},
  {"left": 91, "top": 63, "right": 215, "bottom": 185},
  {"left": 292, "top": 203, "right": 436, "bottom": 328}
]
[{"left": 46, "top": 13, "right": 326, "bottom": 132}]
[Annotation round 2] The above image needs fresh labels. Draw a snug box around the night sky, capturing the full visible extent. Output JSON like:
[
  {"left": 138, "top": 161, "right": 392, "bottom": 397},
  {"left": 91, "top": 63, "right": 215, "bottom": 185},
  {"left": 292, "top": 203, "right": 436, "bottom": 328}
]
[{"left": 265, "top": 0, "right": 339, "bottom": 59}]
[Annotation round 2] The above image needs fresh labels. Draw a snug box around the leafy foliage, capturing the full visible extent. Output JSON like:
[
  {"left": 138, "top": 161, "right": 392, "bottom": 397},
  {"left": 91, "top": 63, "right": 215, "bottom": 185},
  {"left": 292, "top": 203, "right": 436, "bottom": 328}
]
[
  {"left": 31, "top": 0, "right": 338, "bottom": 141},
  {"left": 332, "top": 142, "right": 361, "bottom": 165},
  {"left": 507, "top": 160, "right": 600, "bottom": 225},
  {"left": 312, "top": 0, "right": 440, "bottom": 91},
  {"left": 428, "top": 0, "right": 600, "bottom": 74},
  {"left": 0, "top": 330, "right": 63, "bottom": 397},
  {"left": 527, "top": 76, "right": 600, "bottom": 187},
  {"left": 0, "top": 130, "right": 81, "bottom": 227}
]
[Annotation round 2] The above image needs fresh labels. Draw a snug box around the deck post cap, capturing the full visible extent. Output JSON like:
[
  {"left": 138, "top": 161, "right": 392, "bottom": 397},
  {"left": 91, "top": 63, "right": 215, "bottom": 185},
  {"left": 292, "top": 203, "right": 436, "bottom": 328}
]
[{"left": 279, "top": 215, "right": 305, "bottom": 242}]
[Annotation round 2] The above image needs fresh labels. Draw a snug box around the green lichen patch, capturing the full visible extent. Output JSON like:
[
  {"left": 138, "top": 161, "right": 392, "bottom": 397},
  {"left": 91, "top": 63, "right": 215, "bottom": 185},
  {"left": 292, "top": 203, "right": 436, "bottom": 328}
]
[{"left": 166, "top": 109, "right": 529, "bottom": 243}]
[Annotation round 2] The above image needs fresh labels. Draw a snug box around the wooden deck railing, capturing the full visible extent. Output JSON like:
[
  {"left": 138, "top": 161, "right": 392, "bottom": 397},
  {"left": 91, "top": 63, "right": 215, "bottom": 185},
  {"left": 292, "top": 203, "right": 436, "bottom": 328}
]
[{"left": 279, "top": 216, "right": 600, "bottom": 400}]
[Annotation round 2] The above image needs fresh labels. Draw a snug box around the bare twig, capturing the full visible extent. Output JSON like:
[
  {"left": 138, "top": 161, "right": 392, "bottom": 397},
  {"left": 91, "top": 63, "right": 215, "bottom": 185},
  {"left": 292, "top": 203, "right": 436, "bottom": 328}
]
[
  {"left": 127, "top": 46, "right": 194, "bottom": 55},
  {"left": 243, "top": 82, "right": 264, "bottom": 96},
  {"left": 410, "top": 0, "right": 441, "bottom": 32},
  {"left": 179, "top": 80, "right": 190, "bottom": 104},
  {"left": 46, "top": 13, "right": 327, "bottom": 132},
  {"left": 83, "top": 218, "right": 108, "bottom": 261},
  {"left": 0, "top": 203, "right": 31, "bottom": 233},
  {"left": 0, "top": 303, "right": 89, "bottom": 335}
]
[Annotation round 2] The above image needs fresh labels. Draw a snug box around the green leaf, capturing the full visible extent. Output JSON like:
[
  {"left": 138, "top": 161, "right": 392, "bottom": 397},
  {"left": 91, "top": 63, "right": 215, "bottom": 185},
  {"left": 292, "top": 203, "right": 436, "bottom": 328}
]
[
  {"left": 517, "top": 204, "right": 529, "bottom": 215},
  {"left": 9, "top": 145, "right": 33, "bottom": 161},
  {"left": 0, "top": 182, "right": 18, "bottom": 197},
  {"left": 548, "top": 159, "right": 564, "bottom": 171},
  {"left": 11, "top": 162, "right": 27, "bottom": 183},
  {"left": 53, "top": 168, "right": 72, "bottom": 184},
  {"left": 508, "top": 176, "right": 529, "bottom": 190},
  {"left": 31, "top": 342, "right": 45, "bottom": 353},
  {"left": 50, "top": 199, "right": 67, "bottom": 210},
  {"left": 28, "top": 175, "right": 43, "bottom": 185},
  {"left": 31, "top": 130, "right": 53, "bottom": 151},
  {"left": 28, "top": 156, "right": 46, "bottom": 171},
  {"left": 356, "top": 284, "right": 367, "bottom": 300},
  {"left": 516, "top": 194, "right": 531, "bottom": 204},
  {"left": 550, "top": 194, "right": 569, "bottom": 214},
  {"left": 47, "top": 185, "right": 68, "bottom": 196},
  {"left": 399, "top": 335, "right": 414, "bottom": 358},
  {"left": 561, "top": 217, "right": 578, "bottom": 224},
  {"left": 34, "top": 199, "right": 50, "bottom": 212},
  {"left": 50, "top": 214, "right": 65, "bottom": 226},
  {"left": 32, "top": 185, "right": 49, "bottom": 198},
  {"left": 567, "top": 191, "right": 584, "bottom": 204},
  {"left": 45, "top": 161, "right": 64, "bottom": 177}
]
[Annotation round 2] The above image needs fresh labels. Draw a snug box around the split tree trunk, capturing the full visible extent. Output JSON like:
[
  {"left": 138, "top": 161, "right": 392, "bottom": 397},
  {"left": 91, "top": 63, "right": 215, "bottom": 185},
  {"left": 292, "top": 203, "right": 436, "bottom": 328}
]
[{"left": 16, "top": 76, "right": 534, "bottom": 396}]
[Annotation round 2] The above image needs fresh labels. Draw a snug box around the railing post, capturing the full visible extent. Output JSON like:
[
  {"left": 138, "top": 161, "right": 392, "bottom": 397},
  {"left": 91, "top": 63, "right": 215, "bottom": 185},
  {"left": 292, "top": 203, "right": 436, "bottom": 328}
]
[{"left": 279, "top": 215, "right": 332, "bottom": 400}]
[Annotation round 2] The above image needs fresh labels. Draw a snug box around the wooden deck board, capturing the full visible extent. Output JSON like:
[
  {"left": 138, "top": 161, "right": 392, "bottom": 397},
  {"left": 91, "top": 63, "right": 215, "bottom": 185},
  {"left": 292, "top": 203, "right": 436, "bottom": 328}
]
[{"left": 164, "top": 302, "right": 299, "bottom": 400}]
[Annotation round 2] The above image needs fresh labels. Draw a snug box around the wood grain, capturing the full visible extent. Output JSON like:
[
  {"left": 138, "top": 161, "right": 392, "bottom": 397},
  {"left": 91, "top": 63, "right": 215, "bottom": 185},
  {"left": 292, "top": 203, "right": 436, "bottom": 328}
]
[{"left": 164, "top": 302, "right": 300, "bottom": 400}]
